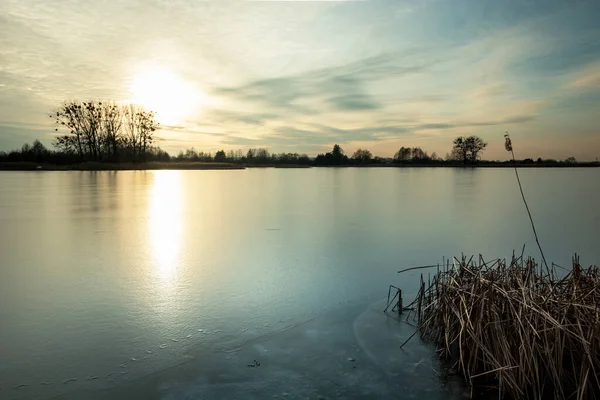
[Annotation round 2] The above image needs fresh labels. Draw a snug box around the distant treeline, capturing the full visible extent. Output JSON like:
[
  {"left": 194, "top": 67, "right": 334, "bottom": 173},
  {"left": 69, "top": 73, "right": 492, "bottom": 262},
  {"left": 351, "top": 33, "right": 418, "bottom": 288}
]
[
  {"left": 0, "top": 139, "right": 171, "bottom": 164},
  {"left": 174, "top": 148, "right": 312, "bottom": 165},
  {"left": 0, "top": 99, "right": 587, "bottom": 167},
  {"left": 1, "top": 139, "right": 584, "bottom": 167}
]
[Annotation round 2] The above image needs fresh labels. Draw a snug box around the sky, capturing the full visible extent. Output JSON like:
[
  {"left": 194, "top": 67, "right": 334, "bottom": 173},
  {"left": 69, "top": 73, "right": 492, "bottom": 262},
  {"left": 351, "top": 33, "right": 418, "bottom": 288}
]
[{"left": 1, "top": 0, "right": 600, "bottom": 160}]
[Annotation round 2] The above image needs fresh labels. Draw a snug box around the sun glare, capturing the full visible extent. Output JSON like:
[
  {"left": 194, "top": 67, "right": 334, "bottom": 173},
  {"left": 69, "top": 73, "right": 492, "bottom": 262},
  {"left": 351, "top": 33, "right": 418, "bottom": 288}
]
[{"left": 131, "top": 66, "right": 203, "bottom": 125}]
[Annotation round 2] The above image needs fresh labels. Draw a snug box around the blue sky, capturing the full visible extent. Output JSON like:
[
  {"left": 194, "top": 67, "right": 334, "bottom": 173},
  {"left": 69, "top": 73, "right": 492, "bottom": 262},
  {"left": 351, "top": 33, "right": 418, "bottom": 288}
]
[{"left": 1, "top": 0, "right": 599, "bottom": 160}]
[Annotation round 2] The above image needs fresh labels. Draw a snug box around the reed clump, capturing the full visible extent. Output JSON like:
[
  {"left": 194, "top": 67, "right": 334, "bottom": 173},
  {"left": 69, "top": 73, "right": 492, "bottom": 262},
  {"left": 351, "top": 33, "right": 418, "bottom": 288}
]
[{"left": 415, "top": 254, "right": 600, "bottom": 399}]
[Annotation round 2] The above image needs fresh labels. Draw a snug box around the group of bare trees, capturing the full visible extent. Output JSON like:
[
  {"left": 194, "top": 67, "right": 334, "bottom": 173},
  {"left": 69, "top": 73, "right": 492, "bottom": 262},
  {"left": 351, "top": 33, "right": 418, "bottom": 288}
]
[{"left": 51, "top": 101, "right": 159, "bottom": 162}]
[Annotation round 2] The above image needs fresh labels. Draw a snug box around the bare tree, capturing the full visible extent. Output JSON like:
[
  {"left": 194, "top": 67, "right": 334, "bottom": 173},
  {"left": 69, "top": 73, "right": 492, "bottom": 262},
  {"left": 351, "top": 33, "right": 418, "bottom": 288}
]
[
  {"left": 30, "top": 139, "right": 48, "bottom": 162},
  {"left": 411, "top": 147, "right": 429, "bottom": 161},
  {"left": 123, "top": 103, "right": 141, "bottom": 159},
  {"left": 137, "top": 109, "right": 158, "bottom": 161},
  {"left": 394, "top": 147, "right": 412, "bottom": 162},
  {"left": 452, "top": 136, "right": 487, "bottom": 164},
  {"left": 123, "top": 104, "right": 159, "bottom": 162},
  {"left": 53, "top": 135, "right": 79, "bottom": 155},
  {"left": 101, "top": 102, "right": 123, "bottom": 161},
  {"left": 51, "top": 101, "right": 88, "bottom": 160},
  {"left": 214, "top": 150, "right": 226, "bottom": 162},
  {"left": 332, "top": 144, "right": 344, "bottom": 158},
  {"left": 256, "top": 148, "right": 270, "bottom": 163},
  {"left": 246, "top": 149, "right": 256, "bottom": 163},
  {"left": 452, "top": 137, "right": 469, "bottom": 163},
  {"left": 352, "top": 148, "right": 373, "bottom": 163}
]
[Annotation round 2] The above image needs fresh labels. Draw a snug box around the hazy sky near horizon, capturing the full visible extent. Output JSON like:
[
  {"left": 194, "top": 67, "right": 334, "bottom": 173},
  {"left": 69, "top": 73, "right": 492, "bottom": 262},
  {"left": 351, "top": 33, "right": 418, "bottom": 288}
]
[{"left": 1, "top": 0, "right": 600, "bottom": 160}]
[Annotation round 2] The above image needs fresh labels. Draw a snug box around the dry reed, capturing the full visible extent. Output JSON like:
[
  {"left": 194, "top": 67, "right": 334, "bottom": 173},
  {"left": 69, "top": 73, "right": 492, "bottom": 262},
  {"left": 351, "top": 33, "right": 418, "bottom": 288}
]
[{"left": 412, "top": 254, "right": 600, "bottom": 399}]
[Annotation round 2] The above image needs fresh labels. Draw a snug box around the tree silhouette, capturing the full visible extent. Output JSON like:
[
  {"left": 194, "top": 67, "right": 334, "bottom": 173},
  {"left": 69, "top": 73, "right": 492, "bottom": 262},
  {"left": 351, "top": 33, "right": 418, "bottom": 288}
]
[
  {"left": 52, "top": 101, "right": 159, "bottom": 162},
  {"left": 246, "top": 149, "right": 256, "bottom": 163},
  {"left": 53, "top": 135, "right": 79, "bottom": 155},
  {"left": 331, "top": 144, "right": 348, "bottom": 165},
  {"left": 352, "top": 148, "right": 373, "bottom": 163},
  {"left": 255, "top": 148, "right": 269, "bottom": 163},
  {"left": 214, "top": 150, "right": 226, "bottom": 162},
  {"left": 452, "top": 136, "right": 487, "bottom": 164},
  {"left": 394, "top": 147, "right": 412, "bottom": 162},
  {"left": 411, "top": 147, "right": 429, "bottom": 161},
  {"left": 332, "top": 144, "right": 343, "bottom": 157},
  {"left": 30, "top": 140, "right": 48, "bottom": 163},
  {"left": 394, "top": 147, "right": 429, "bottom": 163},
  {"left": 313, "top": 144, "right": 349, "bottom": 165}
]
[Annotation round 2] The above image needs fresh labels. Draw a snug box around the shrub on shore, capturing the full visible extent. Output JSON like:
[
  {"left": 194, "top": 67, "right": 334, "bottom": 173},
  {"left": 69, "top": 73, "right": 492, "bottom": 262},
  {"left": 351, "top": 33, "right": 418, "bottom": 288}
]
[{"left": 411, "top": 254, "right": 599, "bottom": 399}]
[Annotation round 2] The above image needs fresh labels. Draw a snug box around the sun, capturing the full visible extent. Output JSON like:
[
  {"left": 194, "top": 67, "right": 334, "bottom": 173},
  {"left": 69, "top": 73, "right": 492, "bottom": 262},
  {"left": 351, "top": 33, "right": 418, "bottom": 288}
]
[{"left": 131, "top": 66, "right": 203, "bottom": 125}]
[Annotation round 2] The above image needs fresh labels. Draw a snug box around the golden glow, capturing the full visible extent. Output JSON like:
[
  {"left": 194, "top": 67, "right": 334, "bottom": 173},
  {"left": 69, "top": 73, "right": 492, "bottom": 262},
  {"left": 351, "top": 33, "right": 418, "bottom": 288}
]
[
  {"left": 131, "top": 66, "right": 203, "bottom": 125},
  {"left": 149, "top": 171, "right": 183, "bottom": 282}
]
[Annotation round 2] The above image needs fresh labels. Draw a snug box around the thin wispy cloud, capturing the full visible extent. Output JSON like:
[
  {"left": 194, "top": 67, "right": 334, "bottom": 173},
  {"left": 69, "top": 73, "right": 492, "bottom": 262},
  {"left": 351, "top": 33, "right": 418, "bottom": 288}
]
[{"left": 566, "top": 61, "right": 600, "bottom": 90}]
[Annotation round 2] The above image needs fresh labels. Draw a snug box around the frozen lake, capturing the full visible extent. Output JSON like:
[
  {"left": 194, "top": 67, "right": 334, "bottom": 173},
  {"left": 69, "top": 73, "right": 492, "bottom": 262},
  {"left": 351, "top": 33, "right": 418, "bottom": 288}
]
[{"left": 1, "top": 168, "right": 598, "bottom": 399}]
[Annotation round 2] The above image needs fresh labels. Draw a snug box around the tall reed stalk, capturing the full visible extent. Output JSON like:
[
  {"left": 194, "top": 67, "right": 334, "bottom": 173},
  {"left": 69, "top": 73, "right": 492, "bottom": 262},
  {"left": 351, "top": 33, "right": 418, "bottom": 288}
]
[{"left": 504, "top": 132, "right": 549, "bottom": 271}]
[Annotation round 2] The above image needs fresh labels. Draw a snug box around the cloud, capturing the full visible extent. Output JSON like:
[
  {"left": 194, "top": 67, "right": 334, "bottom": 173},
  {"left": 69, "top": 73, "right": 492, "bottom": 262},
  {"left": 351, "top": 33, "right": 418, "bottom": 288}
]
[
  {"left": 566, "top": 60, "right": 600, "bottom": 90},
  {"left": 215, "top": 50, "right": 427, "bottom": 116},
  {"left": 501, "top": 115, "right": 537, "bottom": 124},
  {"left": 160, "top": 125, "right": 225, "bottom": 138},
  {"left": 407, "top": 95, "right": 447, "bottom": 104},
  {"left": 327, "top": 94, "right": 380, "bottom": 111},
  {"left": 0, "top": 121, "right": 51, "bottom": 130},
  {"left": 0, "top": 125, "right": 54, "bottom": 150},
  {"left": 201, "top": 109, "right": 282, "bottom": 126},
  {"left": 458, "top": 114, "right": 539, "bottom": 127},
  {"left": 466, "top": 83, "right": 510, "bottom": 101},
  {"left": 415, "top": 123, "right": 455, "bottom": 130},
  {"left": 195, "top": 21, "right": 557, "bottom": 152},
  {"left": 214, "top": 97, "right": 543, "bottom": 149},
  {"left": 223, "top": 122, "right": 413, "bottom": 148}
]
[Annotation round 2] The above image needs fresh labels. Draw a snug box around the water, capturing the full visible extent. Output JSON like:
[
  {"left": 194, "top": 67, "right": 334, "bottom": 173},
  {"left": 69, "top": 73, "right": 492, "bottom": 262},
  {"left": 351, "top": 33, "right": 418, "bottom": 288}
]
[{"left": 0, "top": 168, "right": 598, "bottom": 399}]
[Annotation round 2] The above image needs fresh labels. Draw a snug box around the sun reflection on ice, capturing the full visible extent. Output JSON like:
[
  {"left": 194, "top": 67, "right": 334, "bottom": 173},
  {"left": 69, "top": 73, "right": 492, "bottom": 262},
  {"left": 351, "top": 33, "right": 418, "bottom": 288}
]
[{"left": 149, "top": 171, "right": 183, "bottom": 284}]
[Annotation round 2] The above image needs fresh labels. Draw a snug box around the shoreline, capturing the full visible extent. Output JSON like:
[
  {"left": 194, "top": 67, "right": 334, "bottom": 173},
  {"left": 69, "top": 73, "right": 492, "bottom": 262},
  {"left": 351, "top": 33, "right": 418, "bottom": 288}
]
[
  {"left": 1, "top": 161, "right": 598, "bottom": 171},
  {"left": 0, "top": 162, "right": 245, "bottom": 171}
]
